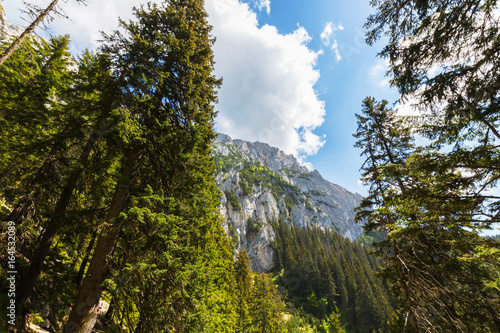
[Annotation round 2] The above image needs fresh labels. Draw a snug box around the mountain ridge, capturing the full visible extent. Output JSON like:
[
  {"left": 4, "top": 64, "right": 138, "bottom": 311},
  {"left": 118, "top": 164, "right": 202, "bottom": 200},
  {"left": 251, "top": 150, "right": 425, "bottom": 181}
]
[{"left": 214, "top": 133, "right": 364, "bottom": 272}]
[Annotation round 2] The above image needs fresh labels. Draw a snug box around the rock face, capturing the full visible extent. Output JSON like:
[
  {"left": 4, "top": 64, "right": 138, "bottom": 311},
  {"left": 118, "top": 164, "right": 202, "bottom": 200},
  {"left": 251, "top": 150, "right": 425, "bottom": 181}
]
[
  {"left": 0, "top": 6, "right": 23, "bottom": 40},
  {"left": 214, "top": 133, "right": 363, "bottom": 272}
]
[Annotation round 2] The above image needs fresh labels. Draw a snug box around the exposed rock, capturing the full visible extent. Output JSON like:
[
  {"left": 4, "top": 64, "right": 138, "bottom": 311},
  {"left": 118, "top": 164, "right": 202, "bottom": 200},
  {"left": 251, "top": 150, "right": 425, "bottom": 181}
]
[
  {"left": 0, "top": 6, "right": 24, "bottom": 40},
  {"left": 214, "top": 134, "right": 364, "bottom": 272}
]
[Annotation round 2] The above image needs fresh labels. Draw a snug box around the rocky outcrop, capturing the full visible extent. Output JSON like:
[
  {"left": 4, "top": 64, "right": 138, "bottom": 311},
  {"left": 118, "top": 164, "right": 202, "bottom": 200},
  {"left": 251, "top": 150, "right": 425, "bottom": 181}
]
[
  {"left": 214, "top": 134, "right": 363, "bottom": 272},
  {"left": 0, "top": 6, "right": 24, "bottom": 40}
]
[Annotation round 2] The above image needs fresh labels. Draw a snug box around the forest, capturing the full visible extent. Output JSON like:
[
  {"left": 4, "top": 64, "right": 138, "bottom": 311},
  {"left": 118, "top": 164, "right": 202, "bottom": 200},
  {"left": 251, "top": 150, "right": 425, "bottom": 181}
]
[{"left": 1, "top": 0, "right": 500, "bottom": 332}]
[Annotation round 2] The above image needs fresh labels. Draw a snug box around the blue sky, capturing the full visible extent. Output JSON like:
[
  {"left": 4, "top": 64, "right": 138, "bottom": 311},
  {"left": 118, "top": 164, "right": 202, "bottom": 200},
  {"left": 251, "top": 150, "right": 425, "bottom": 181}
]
[
  {"left": 2, "top": 0, "right": 400, "bottom": 195},
  {"left": 205, "top": 0, "right": 400, "bottom": 194}
]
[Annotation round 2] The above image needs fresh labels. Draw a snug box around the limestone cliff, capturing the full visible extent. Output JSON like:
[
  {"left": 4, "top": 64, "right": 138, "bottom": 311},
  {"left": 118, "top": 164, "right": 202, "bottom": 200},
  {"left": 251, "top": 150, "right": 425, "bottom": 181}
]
[
  {"left": 0, "top": 7, "right": 24, "bottom": 40},
  {"left": 214, "top": 134, "right": 363, "bottom": 272}
]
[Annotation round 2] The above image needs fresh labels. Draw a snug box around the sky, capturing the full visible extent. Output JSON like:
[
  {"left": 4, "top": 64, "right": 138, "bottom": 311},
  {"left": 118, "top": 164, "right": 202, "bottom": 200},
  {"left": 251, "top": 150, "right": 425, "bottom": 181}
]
[{"left": 1, "top": 0, "right": 401, "bottom": 195}]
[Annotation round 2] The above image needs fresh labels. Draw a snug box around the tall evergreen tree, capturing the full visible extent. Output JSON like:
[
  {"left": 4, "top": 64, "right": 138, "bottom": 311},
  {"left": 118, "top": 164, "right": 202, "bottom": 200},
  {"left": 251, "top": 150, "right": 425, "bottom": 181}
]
[
  {"left": 365, "top": 0, "right": 500, "bottom": 232},
  {"left": 354, "top": 97, "right": 500, "bottom": 332},
  {"left": 234, "top": 250, "right": 253, "bottom": 332},
  {"left": 14, "top": 49, "right": 118, "bottom": 313},
  {"left": 250, "top": 273, "right": 284, "bottom": 333},
  {"left": 361, "top": 0, "right": 500, "bottom": 331},
  {"left": 63, "top": 1, "right": 230, "bottom": 331}
]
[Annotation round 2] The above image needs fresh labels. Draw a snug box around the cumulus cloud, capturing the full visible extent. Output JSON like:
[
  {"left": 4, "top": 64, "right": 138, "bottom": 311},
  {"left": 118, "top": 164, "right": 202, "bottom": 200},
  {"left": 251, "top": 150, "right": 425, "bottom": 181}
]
[
  {"left": 254, "top": 0, "right": 271, "bottom": 15},
  {"left": 320, "top": 21, "right": 343, "bottom": 61},
  {"left": 206, "top": 0, "right": 326, "bottom": 159},
  {"left": 3, "top": 0, "right": 326, "bottom": 159}
]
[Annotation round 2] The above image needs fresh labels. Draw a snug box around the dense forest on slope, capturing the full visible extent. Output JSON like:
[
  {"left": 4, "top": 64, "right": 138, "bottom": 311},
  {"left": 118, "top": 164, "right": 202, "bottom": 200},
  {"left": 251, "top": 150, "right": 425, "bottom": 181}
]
[{"left": 271, "top": 219, "right": 394, "bottom": 332}]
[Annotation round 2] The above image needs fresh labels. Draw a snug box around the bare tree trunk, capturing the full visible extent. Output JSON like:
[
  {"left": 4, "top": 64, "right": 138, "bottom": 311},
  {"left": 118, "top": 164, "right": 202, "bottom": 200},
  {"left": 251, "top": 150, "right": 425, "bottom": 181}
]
[
  {"left": 63, "top": 149, "right": 140, "bottom": 333},
  {"left": 0, "top": 0, "right": 60, "bottom": 66}
]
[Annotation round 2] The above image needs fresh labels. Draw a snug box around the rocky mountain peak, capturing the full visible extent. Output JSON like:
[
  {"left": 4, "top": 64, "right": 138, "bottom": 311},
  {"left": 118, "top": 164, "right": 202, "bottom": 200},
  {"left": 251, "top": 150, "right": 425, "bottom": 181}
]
[
  {"left": 214, "top": 134, "right": 364, "bottom": 272},
  {"left": 215, "top": 133, "right": 309, "bottom": 174}
]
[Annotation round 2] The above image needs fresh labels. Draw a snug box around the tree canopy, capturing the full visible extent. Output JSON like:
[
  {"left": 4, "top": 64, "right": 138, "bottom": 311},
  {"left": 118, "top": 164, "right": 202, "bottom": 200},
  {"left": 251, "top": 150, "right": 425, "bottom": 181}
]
[{"left": 356, "top": 1, "right": 500, "bottom": 331}]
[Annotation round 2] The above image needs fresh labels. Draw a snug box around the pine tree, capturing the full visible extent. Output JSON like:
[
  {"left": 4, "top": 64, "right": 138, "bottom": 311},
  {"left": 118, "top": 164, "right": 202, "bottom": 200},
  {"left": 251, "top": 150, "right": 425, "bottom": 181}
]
[
  {"left": 325, "top": 307, "right": 346, "bottom": 333},
  {"left": 250, "top": 273, "right": 284, "bottom": 333},
  {"left": 354, "top": 97, "right": 500, "bottom": 331},
  {"left": 63, "top": 1, "right": 229, "bottom": 331},
  {"left": 14, "top": 49, "right": 119, "bottom": 313},
  {"left": 361, "top": 0, "right": 500, "bottom": 330},
  {"left": 234, "top": 250, "right": 253, "bottom": 332}
]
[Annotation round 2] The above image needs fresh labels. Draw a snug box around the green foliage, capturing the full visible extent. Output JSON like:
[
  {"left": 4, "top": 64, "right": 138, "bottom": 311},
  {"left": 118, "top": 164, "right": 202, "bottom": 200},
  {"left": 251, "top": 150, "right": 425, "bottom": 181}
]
[
  {"left": 234, "top": 250, "right": 254, "bottom": 331},
  {"left": 324, "top": 307, "right": 346, "bottom": 333},
  {"left": 361, "top": 2, "right": 500, "bottom": 331},
  {"left": 271, "top": 219, "right": 394, "bottom": 333},
  {"left": 240, "top": 179, "right": 252, "bottom": 196},
  {"left": 246, "top": 217, "right": 261, "bottom": 236},
  {"left": 354, "top": 97, "right": 500, "bottom": 332},
  {"left": 214, "top": 150, "right": 242, "bottom": 173},
  {"left": 1, "top": 1, "right": 238, "bottom": 332},
  {"left": 250, "top": 273, "right": 285, "bottom": 332},
  {"left": 225, "top": 189, "right": 241, "bottom": 212},
  {"left": 239, "top": 161, "right": 301, "bottom": 204},
  {"left": 233, "top": 250, "right": 285, "bottom": 332}
]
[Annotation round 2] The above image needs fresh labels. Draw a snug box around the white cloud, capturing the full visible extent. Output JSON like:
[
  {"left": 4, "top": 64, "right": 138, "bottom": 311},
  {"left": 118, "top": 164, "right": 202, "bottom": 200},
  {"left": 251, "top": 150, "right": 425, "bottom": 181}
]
[
  {"left": 320, "top": 21, "right": 343, "bottom": 61},
  {"left": 368, "top": 58, "right": 390, "bottom": 88},
  {"left": 2, "top": 0, "right": 326, "bottom": 160},
  {"left": 254, "top": 0, "right": 270, "bottom": 15},
  {"left": 206, "top": 0, "right": 326, "bottom": 159},
  {"left": 320, "top": 23, "right": 334, "bottom": 46},
  {"left": 320, "top": 21, "right": 343, "bottom": 45},
  {"left": 331, "top": 39, "right": 341, "bottom": 62},
  {"left": 2, "top": 0, "right": 154, "bottom": 52}
]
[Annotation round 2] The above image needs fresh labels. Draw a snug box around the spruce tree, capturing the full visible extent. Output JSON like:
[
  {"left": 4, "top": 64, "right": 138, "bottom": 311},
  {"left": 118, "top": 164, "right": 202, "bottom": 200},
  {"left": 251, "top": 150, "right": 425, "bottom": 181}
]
[
  {"left": 354, "top": 97, "right": 500, "bottom": 331},
  {"left": 361, "top": 0, "right": 500, "bottom": 331},
  {"left": 250, "top": 273, "right": 284, "bottom": 332},
  {"left": 63, "top": 1, "right": 231, "bottom": 331},
  {"left": 234, "top": 250, "right": 253, "bottom": 332}
]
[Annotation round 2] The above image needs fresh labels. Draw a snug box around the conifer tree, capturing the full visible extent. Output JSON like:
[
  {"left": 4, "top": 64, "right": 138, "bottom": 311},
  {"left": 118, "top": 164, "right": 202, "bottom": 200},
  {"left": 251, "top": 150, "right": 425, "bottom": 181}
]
[
  {"left": 0, "top": 29, "right": 124, "bottom": 329},
  {"left": 354, "top": 97, "right": 500, "bottom": 332},
  {"left": 362, "top": 0, "right": 500, "bottom": 331},
  {"left": 250, "top": 273, "right": 284, "bottom": 332},
  {"left": 234, "top": 250, "right": 253, "bottom": 332},
  {"left": 364, "top": 0, "right": 500, "bottom": 237},
  {"left": 63, "top": 1, "right": 229, "bottom": 331},
  {"left": 14, "top": 49, "right": 119, "bottom": 313},
  {"left": 325, "top": 307, "right": 346, "bottom": 333}
]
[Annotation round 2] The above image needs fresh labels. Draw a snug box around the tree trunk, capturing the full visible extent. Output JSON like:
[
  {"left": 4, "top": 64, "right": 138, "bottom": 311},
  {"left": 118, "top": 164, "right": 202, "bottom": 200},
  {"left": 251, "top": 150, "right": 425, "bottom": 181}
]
[
  {"left": 0, "top": 0, "right": 63, "bottom": 66},
  {"left": 75, "top": 231, "right": 97, "bottom": 287},
  {"left": 63, "top": 149, "right": 140, "bottom": 333},
  {"left": 0, "top": 0, "right": 60, "bottom": 66},
  {"left": 16, "top": 129, "right": 99, "bottom": 309}
]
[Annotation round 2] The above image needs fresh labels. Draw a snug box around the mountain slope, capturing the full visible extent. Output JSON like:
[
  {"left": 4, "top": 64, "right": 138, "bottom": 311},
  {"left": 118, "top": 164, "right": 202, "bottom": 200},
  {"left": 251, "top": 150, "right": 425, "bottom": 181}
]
[{"left": 214, "top": 134, "right": 363, "bottom": 271}]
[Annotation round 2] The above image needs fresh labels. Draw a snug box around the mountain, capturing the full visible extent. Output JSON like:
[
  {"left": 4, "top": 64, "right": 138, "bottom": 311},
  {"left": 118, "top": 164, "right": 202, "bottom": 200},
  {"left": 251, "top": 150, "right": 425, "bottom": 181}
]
[
  {"left": 214, "top": 133, "right": 364, "bottom": 272},
  {"left": 0, "top": 7, "right": 23, "bottom": 40}
]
